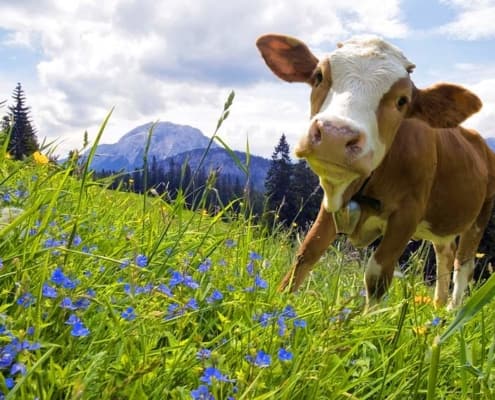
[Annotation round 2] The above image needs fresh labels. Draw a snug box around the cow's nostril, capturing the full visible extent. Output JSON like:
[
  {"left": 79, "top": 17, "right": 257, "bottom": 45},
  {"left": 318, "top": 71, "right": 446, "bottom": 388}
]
[{"left": 309, "top": 120, "right": 322, "bottom": 144}]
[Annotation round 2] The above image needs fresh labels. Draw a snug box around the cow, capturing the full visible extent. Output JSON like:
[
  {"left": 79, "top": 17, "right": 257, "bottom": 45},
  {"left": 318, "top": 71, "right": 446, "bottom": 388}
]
[{"left": 256, "top": 34, "right": 495, "bottom": 310}]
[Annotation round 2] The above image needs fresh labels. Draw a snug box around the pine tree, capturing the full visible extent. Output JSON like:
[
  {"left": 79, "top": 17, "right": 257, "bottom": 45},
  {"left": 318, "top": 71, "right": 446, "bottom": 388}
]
[
  {"left": 264, "top": 134, "right": 294, "bottom": 227},
  {"left": 291, "top": 160, "right": 322, "bottom": 230},
  {"left": 6, "top": 83, "right": 39, "bottom": 160}
]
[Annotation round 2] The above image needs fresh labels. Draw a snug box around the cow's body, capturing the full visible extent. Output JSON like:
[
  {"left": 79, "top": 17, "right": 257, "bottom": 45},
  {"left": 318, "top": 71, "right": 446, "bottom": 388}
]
[{"left": 256, "top": 33, "right": 495, "bottom": 309}]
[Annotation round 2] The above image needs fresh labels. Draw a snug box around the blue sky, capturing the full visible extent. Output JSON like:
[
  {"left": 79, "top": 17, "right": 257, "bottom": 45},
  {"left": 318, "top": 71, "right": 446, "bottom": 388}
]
[{"left": 1, "top": 0, "right": 494, "bottom": 157}]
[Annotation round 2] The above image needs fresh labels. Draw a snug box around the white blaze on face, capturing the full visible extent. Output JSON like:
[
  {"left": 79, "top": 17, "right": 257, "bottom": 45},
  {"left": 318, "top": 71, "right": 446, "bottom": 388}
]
[{"left": 315, "top": 36, "right": 414, "bottom": 171}]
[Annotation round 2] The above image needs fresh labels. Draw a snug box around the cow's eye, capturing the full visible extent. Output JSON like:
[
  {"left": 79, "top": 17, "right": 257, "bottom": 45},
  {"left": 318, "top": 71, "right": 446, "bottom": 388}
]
[
  {"left": 396, "top": 96, "right": 409, "bottom": 110},
  {"left": 313, "top": 70, "right": 323, "bottom": 87}
]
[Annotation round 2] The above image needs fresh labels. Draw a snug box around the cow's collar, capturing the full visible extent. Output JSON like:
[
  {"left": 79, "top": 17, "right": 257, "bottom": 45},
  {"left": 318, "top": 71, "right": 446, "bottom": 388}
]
[
  {"left": 350, "top": 175, "right": 381, "bottom": 212},
  {"left": 332, "top": 174, "right": 381, "bottom": 234}
]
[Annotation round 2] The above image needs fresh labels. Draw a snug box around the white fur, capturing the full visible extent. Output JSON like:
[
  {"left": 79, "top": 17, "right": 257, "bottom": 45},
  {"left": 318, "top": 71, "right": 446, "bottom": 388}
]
[
  {"left": 449, "top": 259, "right": 474, "bottom": 310},
  {"left": 314, "top": 36, "right": 413, "bottom": 172}
]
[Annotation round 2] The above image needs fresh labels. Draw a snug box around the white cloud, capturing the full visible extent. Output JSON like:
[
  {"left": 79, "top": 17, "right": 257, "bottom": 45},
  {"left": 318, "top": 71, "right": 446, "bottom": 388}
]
[
  {"left": 0, "top": 0, "right": 408, "bottom": 157},
  {"left": 438, "top": 0, "right": 495, "bottom": 39}
]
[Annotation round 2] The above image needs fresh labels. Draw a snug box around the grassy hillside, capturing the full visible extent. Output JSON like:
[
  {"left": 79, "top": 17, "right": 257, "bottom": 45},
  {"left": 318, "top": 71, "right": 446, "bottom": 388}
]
[{"left": 2, "top": 127, "right": 495, "bottom": 399}]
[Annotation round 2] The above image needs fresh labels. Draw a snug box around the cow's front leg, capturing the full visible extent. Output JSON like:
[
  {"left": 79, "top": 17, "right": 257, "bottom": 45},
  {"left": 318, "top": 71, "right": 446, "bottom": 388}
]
[
  {"left": 365, "top": 210, "right": 419, "bottom": 308},
  {"left": 279, "top": 205, "right": 336, "bottom": 292}
]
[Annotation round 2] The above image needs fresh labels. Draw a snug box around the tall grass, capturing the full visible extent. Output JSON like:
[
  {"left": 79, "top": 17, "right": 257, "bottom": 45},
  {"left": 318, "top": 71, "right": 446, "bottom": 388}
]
[{"left": 1, "top": 99, "right": 495, "bottom": 399}]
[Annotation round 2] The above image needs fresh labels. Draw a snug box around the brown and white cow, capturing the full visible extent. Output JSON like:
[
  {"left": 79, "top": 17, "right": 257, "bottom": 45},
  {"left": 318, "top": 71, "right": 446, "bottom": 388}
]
[{"left": 256, "top": 34, "right": 495, "bottom": 310}]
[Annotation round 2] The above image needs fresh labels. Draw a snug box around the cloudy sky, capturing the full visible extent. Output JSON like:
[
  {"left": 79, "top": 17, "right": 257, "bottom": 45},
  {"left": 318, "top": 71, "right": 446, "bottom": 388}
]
[{"left": 1, "top": 0, "right": 495, "bottom": 158}]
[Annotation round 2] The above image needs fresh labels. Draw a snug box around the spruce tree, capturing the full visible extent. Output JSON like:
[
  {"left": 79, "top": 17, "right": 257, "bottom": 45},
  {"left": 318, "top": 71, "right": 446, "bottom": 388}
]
[
  {"left": 7, "top": 83, "right": 39, "bottom": 160},
  {"left": 264, "top": 134, "right": 294, "bottom": 227},
  {"left": 291, "top": 160, "right": 322, "bottom": 230}
]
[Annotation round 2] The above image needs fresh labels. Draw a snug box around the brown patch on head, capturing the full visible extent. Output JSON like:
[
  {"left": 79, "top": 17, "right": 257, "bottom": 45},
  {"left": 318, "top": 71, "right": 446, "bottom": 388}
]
[
  {"left": 376, "top": 77, "right": 414, "bottom": 148},
  {"left": 256, "top": 34, "right": 319, "bottom": 83},
  {"left": 408, "top": 83, "right": 482, "bottom": 128},
  {"left": 310, "top": 59, "right": 332, "bottom": 118}
]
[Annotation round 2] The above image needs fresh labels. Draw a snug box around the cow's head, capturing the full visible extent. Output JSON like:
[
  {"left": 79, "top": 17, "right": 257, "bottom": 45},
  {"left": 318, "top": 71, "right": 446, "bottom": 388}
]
[{"left": 256, "top": 34, "right": 482, "bottom": 212}]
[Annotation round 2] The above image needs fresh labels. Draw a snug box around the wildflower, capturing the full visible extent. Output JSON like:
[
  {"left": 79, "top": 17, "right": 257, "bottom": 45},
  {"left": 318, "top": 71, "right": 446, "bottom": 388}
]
[
  {"left": 191, "top": 385, "right": 214, "bottom": 400},
  {"left": 293, "top": 319, "right": 307, "bottom": 328},
  {"left": 246, "top": 350, "right": 271, "bottom": 368},
  {"left": 5, "top": 376, "right": 14, "bottom": 389},
  {"left": 10, "top": 362, "right": 26, "bottom": 375},
  {"left": 26, "top": 327, "right": 35, "bottom": 336},
  {"left": 225, "top": 239, "right": 236, "bottom": 248},
  {"left": 165, "top": 303, "right": 181, "bottom": 319},
  {"left": 254, "top": 274, "right": 268, "bottom": 289},
  {"left": 72, "top": 235, "right": 82, "bottom": 246},
  {"left": 282, "top": 305, "right": 296, "bottom": 318},
  {"left": 121, "top": 306, "right": 136, "bottom": 321},
  {"left": 71, "top": 321, "right": 90, "bottom": 337},
  {"left": 186, "top": 298, "right": 199, "bottom": 310},
  {"left": 431, "top": 316, "right": 442, "bottom": 327},
  {"left": 277, "top": 315, "right": 287, "bottom": 336},
  {"left": 200, "top": 366, "right": 234, "bottom": 385},
  {"left": 157, "top": 284, "right": 173, "bottom": 297},
  {"left": 42, "top": 283, "right": 57, "bottom": 299},
  {"left": 414, "top": 295, "right": 432, "bottom": 305},
  {"left": 65, "top": 314, "right": 81, "bottom": 326},
  {"left": 169, "top": 271, "right": 184, "bottom": 287},
  {"left": 196, "top": 348, "right": 212, "bottom": 360},
  {"left": 0, "top": 259, "right": 3, "bottom": 269},
  {"left": 135, "top": 254, "right": 148, "bottom": 268},
  {"left": 257, "top": 312, "right": 273, "bottom": 328},
  {"left": 183, "top": 274, "right": 199, "bottom": 290},
  {"left": 248, "top": 251, "right": 262, "bottom": 261},
  {"left": 246, "top": 261, "right": 254, "bottom": 275},
  {"left": 86, "top": 288, "right": 96, "bottom": 298},
  {"left": 60, "top": 297, "right": 77, "bottom": 310},
  {"left": 33, "top": 151, "right": 49, "bottom": 165},
  {"left": 0, "top": 348, "right": 15, "bottom": 368},
  {"left": 198, "top": 258, "right": 212, "bottom": 273},
  {"left": 74, "top": 298, "right": 90, "bottom": 310},
  {"left": 2, "top": 193, "right": 11, "bottom": 203},
  {"left": 17, "top": 292, "right": 35, "bottom": 308},
  {"left": 206, "top": 289, "right": 223, "bottom": 304},
  {"left": 412, "top": 325, "right": 428, "bottom": 336},
  {"left": 278, "top": 348, "right": 293, "bottom": 362},
  {"left": 50, "top": 267, "right": 66, "bottom": 285}
]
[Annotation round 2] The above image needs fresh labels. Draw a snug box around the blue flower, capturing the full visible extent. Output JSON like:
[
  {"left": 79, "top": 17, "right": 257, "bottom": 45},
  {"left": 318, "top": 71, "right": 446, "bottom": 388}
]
[
  {"left": 17, "top": 292, "right": 35, "bottom": 308},
  {"left": 282, "top": 305, "right": 297, "bottom": 318},
  {"left": 74, "top": 298, "right": 90, "bottom": 310},
  {"left": 86, "top": 288, "right": 96, "bottom": 298},
  {"left": 135, "top": 254, "right": 148, "bottom": 268},
  {"left": 196, "top": 348, "right": 212, "bottom": 360},
  {"left": 257, "top": 312, "right": 273, "bottom": 328},
  {"left": 26, "top": 327, "right": 35, "bottom": 336},
  {"left": 121, "top": 306, "right": 136, "bottom": 321},
  {"left": 42, "top": 283, "right": 57, "bottom": 298},
  {"left": 50, "top": 267, "right": 66, "bottom": 285},
  {"left": 2, "top": 193, "right": 11, "bottom": 203},
  {"left": 248, "top": 251, "right": 263, "bottom": 261},
  {"left": 277, "top": 316, "right": 286, "bottom": 336},
  {"left": 293, "top": 319, "right": 307, "bottom": 328},
  {"left": 5, "top": 376, "right": 14, "bottom": 389},
  {"left": 278, "top": 348, "right": 293, "bottom": 362},
  {"left": 225, "top": 239, "right": 236, "bottom": 248},
  {"left": 198, "top": 258, "right": 212, "bottom": 273},
  {"left": 254, "top": 274, "right": 268, "bottom": 289},
  {"left": 191, "top": 385, "right": 214, "bottom": 400},
  {"left": 157, "top": 284, "right": 173, "bottom": 297},
  {"left": 72, "top": 235, "right": 82, "bottom": 246},
  {"left": 65, "top": 314, "right": 81, "bottom": 325},
  {"left": 71, "top": 321, "right": 90, "bottom": 337},
  {"left": 169, "top": 271, "right": 184, "bottom": 287},
  {"left": 183, "top": 274, "right": 199, "bottom": 290},
  {"left": 186, "top": 298, "right": 199, "bottom": 310},
  {"left": 246, "top": 350, "right": 271, "bottom": 368},
  {"left": 200, "top": 366, "right": 234, "bottom": 385},
  {"left": 246, "top": 261, "right": 254, "bottom": 275},
  {"left": 0, "top": 258, "right": 3, "bottom": 269},
  {"left": 0, "top": 348, "right": 15, "bottom": 368},
  {"left": 60, "top": 297, "right": 77, "bottom": 310},
  {"left": 10, "top": 362, "right": 26, "bottom": 375},
  {"left": 62, "top": 277, "right": 78, "bottom": 290},
  {"left": 206, "top": 290, "right": 223, "bottom": 304}
]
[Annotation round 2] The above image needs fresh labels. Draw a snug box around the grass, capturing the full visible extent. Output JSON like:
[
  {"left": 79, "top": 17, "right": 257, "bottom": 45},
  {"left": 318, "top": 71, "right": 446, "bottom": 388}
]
[{"left": 2, "top": 102, "right": 495, "bottom": 399}]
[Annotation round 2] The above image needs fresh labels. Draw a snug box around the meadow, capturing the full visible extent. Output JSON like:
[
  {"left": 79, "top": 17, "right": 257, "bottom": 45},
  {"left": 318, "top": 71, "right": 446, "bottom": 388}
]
[{"left": 1, "top": 100, "right": 495, "bottom": 400}]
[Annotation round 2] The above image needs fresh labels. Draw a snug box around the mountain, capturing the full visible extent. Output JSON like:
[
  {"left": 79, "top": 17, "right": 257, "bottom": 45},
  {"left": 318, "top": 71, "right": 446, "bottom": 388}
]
[
  {"left": 88, "top": 121, "right": 270, "bottom": 191},
  {"left": 89, "top": 122, "right": 219, "bottom": 171},
  {"left": 485, "top": 137, "right": 495, "bottom": 152},
  {"left": 163, "top": 148, "right": 270, "bottom": 192}
]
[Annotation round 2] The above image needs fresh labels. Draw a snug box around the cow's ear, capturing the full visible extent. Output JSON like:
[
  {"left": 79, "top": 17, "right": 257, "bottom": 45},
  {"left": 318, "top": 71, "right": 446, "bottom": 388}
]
[
  {"left": 408, "top": 83, "right": 482, "bottom": 128},
  {"left": 256, "top": 34, "right": 318, "bottom": 83}
]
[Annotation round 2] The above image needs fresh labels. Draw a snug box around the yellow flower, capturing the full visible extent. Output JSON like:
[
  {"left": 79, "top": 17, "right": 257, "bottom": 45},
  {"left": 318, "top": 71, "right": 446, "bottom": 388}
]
[
  {"left": 414, "top": 295, "right": 432, "bottom": 305},
  {"left": 5, "top": 152, "right": 11, "bottom": 159},
  {"left": 33, "top": 151, "right": 49, "bottom": 165},
  {"left": 412, "top": 325, "right": 428, "bottom": 336},
  {"left": 476, "top": 253, "right": 486, "bottom": 259}
]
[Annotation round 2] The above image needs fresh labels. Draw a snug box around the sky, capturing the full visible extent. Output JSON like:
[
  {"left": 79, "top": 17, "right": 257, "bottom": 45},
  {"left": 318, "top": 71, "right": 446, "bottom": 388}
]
[{"left": 1, "top": 0, "right": 495, "bottom": 158}]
